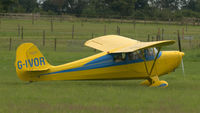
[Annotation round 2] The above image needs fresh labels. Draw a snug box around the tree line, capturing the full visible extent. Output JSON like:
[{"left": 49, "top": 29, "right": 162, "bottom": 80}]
[{"left": 1, "top": 0, "right": 200, "bottom": 20}]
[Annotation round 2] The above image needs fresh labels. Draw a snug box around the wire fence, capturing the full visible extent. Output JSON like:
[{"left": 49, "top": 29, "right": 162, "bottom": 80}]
[
  {"left": 0, "top": 13, "right": 200, "bottom": 52},
  {"left": 1, "top": 36, "right": 199, "bottom": 52},
  {"left": 1, "top": 13, "right": 200, "bottom": 25}
]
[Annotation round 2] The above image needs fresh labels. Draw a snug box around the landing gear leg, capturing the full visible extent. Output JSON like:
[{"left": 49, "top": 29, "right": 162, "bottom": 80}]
[
  {"left": 149, "top": 75, "right": 168, "bottom": 88},
  {"left": 141, "top": 75, "right": 168, "bottom": 88}
]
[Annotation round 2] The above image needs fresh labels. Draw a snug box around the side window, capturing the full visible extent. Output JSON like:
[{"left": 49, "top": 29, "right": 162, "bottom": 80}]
[
  {"left": 113, "top": 53, "right": 126, "bottom": 62},
  {"left": 146, "top": 48, "right": 154, "bottom": 57},
  {"left": 145, "top": 48, "right": 158, "bottom": 59},
  {"left": 128, "top": 50, "right": 142, "bottom": 60},
  {"left": 122, "top": 53, "right": 126, "bottom": 60},
  {"left": 153, "top": 48, "right": 158, "bottom": 56}
]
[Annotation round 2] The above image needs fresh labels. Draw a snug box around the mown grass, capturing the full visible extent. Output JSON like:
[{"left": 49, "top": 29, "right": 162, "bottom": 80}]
[
  {"left": 0, "top": 18, "right": 200, "bottom": 113},
  {"left": 0, "top": 49, "right": 200, "bottom": 113}
]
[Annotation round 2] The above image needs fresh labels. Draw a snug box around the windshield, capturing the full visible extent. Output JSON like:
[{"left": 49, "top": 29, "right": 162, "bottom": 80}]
[
  {"left": 154, "top": 48, "right": 158, "bottom": 55},
  {"left": 144, "top": 47, "right": 158, "bottom": 58},
  {"left": 128, "top": 50, "right": 142, "bottom": 60},
  {"left": 112, "top": 48, "right": 159, "bottom": 62}
]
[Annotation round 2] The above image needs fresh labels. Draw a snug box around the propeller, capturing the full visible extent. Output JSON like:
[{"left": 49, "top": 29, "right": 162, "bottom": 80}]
[{"left": 177, "top": 30, "right": 185, "bottom": 77}]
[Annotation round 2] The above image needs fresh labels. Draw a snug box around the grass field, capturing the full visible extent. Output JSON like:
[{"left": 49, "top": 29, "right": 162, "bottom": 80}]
[{"left": 0, "top": 17, "right": 200, "bottom": 113}]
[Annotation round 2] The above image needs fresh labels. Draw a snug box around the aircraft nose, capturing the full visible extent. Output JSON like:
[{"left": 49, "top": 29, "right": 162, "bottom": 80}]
[
  {"left": 174, "top": 51, "right": 184, "bottom": 69},
  {"left": 158, "top": 51, "right": 184, "bottom": 74},
  {"left": 179, "top": 52, "right": 184, "bottom": 57}
]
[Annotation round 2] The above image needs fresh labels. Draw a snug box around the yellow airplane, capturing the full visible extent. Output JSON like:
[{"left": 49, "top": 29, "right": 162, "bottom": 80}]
[{"left": 15, "top": 35, "right": 184, "bottom": 88}]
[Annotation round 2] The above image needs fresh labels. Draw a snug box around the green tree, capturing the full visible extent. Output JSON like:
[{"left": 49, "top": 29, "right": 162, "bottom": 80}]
[
  {"left": 185, "top": 0, "right": 200, "bottom": 11},
  {"left": 148, "top": 0, "right": 187, "bottom": 10},
  {"left": 135, "top": 0, "right": 149, "bottom": 10},
  {"left": 0, "top": 0, "right": 15, "bottom": 12},
  {"left": 108, "top": 0, "right": 136, "bottom": 16},
  {"left": 18, "top": 0, "right": 39, "bottom": 13}
]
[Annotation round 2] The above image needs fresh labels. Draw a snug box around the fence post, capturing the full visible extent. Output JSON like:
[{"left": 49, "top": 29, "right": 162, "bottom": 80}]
[
  {"left": 32, "top": 13, "right": 34, "bottom": 25},
  {"left": 182, "top": 28, "right": 184, "bottom": 40},
  {"left": 21, "top": 26, "right": 23, "bottom": 40},
  {"left": 9, "top": 37, "right": 12, "bottom": 51},
  {"left": 72, "top": 24, "right": 74, "bottom": 39},
  {"left": 147, "top": 34, "right": 150, "bottom": 42},
  {"left": 189, "top": 38, "right": 192, "bottom": 49},
  {"left": 186, "top": 23, "right": 188, "bottom": 32},
  {"left": 168, "top": 18, "right": 171, "bottom": 25},
  {"left": 157, "top": 28, "right": 160, "bottom": 41},
  {"left": 81, "top": 20, "right": 84, "bottom": 27},
  {"left": 85, "top": 15, "right": 88, "bottom": 22},
  {"left": 43, "top": 30, "right": 45, "bottom": 46},
  {"left": 60, "top": 15, "right": 62, "bottom": 23},
  {"left": 117, "top": 26, "right": 120, "bottom": 35},
  {"left": 133, "top": 20, "right": 136, "bottom": 32},
  {"left": 161, "top": 28, "right": 164, "bottom": 40},
  {"left": 117, "top": 26, "right": 118, "bottom": 34},
  {"left": 54, "top": 38, "right": 57, "bottom": 51},
  {"left": 199, "top": 40, "right": 200, "bottom": 48},
  {"left": 198, "top": 18, "right": 200, "bottom": 26},
  {"left": 51, "top": 16, "right": 53, "bottom": 32},
  {"left": 0, "top": 17, "right": 1, "bottom": 29},
  {"left": 108, "top": 16, "right": 111, "bottom": 23},
  {"left": 104, "top": 24, "right": 106, "bottom": 35},
  {"left": 193, "top": 18, "right": 195, "bottom": 26},
  {"left": 92, "top": 33, "right": 94, "bottom": 38},
  {"left": 92, "top": 33, "right": 96, "bottom": 52},
  {"left": 121, "top": 16, "right": 122, "bottom": 24},
  {"left": 18, "top": 24, "right": 20, "bottom": 37},
  {"left": 152, "top": 36, "right": 154, "bottom": 41},
  {"left": 118, "top": 27, "right": 120, "bottom": 35}
]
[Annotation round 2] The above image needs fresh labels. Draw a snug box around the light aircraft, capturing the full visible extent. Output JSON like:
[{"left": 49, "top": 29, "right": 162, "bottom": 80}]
[{"left": 15, "top": 35, "right": 184, "bottom": 88}]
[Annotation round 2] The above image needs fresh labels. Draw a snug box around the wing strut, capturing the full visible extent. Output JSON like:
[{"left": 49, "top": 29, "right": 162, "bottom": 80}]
[
  {"left": 149, "top": 47, "right": 161, "bottom": 76},
  {"left": 141, "top": 50, "right": 150, "bottom": 75},
  {"left": 141, "top": 48, "right": 161, "bottom": 76}
]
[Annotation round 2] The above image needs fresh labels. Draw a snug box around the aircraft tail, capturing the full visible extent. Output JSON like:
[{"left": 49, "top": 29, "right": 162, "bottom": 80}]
[{"left": 15, "top": 43, "right": 51, "bottom": 81}]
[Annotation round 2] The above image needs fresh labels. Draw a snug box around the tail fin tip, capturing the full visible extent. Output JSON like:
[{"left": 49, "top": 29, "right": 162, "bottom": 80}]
[{"left": 15, "top": 43, "right": 50, "bottom": 72}]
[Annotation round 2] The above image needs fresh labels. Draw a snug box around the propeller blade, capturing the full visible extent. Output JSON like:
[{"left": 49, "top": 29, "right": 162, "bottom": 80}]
[
  {"left": 177, "top": 30, "right": 182, "bottom": 52},
  {"left": 178, "top": 30, "right": 185, "bottom": 77},
  {"left": 181, "top": 59, "right": 185, "bottom": 77}
]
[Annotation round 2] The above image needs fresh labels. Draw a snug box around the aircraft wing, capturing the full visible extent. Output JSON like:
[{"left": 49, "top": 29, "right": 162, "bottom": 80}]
[
  {"left": 111, "top": 40, "right": 175, "bottom": 53},
  {"left": 85, "top": 35, "right": 175, "bottom": 53},
  {"left": 85, "top": 35, "right": 139, "bottom": 51}
]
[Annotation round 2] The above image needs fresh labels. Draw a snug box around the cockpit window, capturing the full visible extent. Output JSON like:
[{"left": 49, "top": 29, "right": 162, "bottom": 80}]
[
  {"left": 113, "top": 48, "right": 159, "bottom": 62},
  {"left": 128, "top": 50, "right": 142, "bottom": 60},
  {"left": 113, "top": 53, "right": 126, "bottom": 62},
  {"left": 146, "top": 48, "right": 154, "bottom": 57},
  {"left": 144, "top": 48, "right": 158, "bottom": 58},
  {"left": 154, "top": 48, "right": 158, "bottom": 55}
]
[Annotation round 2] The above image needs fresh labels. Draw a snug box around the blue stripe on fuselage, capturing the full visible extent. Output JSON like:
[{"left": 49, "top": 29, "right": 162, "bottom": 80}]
[{"left": 41, "top": 52, "right": 162, "bottom": 76}]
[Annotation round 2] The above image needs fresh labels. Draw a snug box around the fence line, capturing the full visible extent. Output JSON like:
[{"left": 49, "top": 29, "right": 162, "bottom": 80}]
[
  {"left": 1, "top": 36, "right": 199, "bottom": 52},
  {"left": 1, "top": 13, "right": 200, "bottom": 26},
  {"left": 0, "top": 13, "right": 199, "bottom": 52}
]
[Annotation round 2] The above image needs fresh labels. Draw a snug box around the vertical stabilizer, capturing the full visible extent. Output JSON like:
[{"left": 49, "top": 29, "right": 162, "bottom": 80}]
[{"left": 15, "top": 43, "right": 51, "bottom": 81}]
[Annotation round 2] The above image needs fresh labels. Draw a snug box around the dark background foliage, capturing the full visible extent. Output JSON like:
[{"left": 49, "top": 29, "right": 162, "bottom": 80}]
[{"left": 0, "top": 0, "right": 199, "bottom": 20}]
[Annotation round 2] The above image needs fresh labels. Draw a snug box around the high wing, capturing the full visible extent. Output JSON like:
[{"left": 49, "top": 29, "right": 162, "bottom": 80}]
[{"left": 85, "top": 35, "right": 175, "bottom": 53}]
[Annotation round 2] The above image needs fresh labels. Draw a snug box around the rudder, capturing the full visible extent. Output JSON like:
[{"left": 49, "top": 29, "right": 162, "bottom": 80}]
[{"left": 15, "top": 43, "right": 51, "bottom": 81}]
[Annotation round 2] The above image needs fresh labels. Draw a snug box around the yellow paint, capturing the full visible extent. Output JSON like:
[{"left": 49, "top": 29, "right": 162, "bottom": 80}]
[
  {"left": 15, "top": 36, "right": 184, "bottom": 88},
  {"left": 85, "top": 35, "right": 175, "bottom": 53}
]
